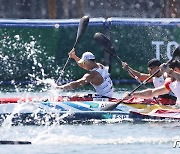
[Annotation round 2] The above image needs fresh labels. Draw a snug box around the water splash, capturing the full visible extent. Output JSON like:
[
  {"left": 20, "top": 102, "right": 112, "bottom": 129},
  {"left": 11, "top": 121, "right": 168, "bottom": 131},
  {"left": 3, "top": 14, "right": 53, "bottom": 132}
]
[{"left": 0, "top": 32, "right": 60, "bottom": 92}]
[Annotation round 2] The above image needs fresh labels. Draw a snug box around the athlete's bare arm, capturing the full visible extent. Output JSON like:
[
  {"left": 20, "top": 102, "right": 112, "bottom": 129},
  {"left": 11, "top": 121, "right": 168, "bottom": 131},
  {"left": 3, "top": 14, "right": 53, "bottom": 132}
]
[
  {"left": 122, "top": 61, "right": 152, "bottom": 82},
  {"left": 57, "top": 71, "right": 103, "bottom": 90}
]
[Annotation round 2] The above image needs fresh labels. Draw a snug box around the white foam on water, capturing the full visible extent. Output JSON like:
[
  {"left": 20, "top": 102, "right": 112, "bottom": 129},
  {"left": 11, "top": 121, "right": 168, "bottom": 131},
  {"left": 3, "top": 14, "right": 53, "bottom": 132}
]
[{"left": 31, "top": 131, "right": 180, "bottom": 145}]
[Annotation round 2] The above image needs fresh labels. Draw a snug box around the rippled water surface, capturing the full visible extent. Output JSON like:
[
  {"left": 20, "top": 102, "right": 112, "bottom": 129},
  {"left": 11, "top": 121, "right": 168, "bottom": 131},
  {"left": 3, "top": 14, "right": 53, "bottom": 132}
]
[{"left": 0, "top": 89, "right": 180, "bottom": 154}]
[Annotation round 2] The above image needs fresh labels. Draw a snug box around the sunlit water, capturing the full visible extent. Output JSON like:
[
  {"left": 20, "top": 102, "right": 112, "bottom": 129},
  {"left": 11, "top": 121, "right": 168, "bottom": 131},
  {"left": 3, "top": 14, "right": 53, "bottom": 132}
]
[{"left": 0, "top": 88, "right": 180, "bottom": 154}]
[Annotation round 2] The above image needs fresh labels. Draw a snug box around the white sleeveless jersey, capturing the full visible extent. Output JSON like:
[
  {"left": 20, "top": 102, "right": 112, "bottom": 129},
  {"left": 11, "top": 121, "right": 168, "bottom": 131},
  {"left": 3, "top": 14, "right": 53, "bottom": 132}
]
[
  {"left": 90, "top": 64, "right": 113, "bottom": 98},
  {"left": 153, "top": 75, "right": 176, "bottom": 98},
  {"left": 169, "top": 81, "right": 180, "bottom": 101},
  {"left": 152, "top": 75, "right": 165, "bottom": 88}
]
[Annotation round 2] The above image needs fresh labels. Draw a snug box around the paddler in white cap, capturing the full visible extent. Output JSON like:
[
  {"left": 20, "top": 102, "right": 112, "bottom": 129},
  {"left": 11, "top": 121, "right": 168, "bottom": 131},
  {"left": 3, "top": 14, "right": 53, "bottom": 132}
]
[{"left": 57, "top": 48, "right": 113, "bottom": 98}]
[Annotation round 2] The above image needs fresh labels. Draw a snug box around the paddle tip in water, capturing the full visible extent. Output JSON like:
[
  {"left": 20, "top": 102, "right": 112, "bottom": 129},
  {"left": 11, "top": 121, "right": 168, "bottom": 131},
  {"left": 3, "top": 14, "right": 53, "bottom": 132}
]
[{"left": 0, "top": 140, "right": 31, "bottom": 145}]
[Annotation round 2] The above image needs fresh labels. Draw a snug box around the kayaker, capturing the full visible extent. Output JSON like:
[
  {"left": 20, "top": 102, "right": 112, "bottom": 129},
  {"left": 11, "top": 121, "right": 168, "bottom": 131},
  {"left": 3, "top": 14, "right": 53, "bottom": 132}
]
[
  {"left": 121, "top": 58, "right": 177, "bottom": 105},
  {"left": 127, "top": 59, "right": 180, "bottom": 106},
  {"left": 56, "top": 48, "right": 113, "bottom": 98}
]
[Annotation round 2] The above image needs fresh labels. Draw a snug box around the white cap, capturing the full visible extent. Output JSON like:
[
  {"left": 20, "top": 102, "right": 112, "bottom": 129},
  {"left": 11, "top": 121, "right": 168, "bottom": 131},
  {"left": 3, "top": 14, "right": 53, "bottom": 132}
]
[{"left": 78, "top": 52, "right": 95, "bottom": 63}]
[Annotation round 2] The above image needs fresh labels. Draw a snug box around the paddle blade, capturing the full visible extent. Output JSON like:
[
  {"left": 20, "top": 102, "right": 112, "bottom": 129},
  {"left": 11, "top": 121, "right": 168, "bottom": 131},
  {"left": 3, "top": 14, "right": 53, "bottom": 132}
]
[
  {"left": 0, "top": 140, "right": 31, "bottom": 144},
  {"left": 100, "top": 100, "right": 123, "bottom": 111},
  {"left": 58, "top": 16, "right": 89, "bottom": 80},
  {"left": 94, "top": 32, "right": 117, "bottom": 57},
  {"left": 73, "top": 16, "right": 90, "bottom": 48},
  {"left": 100, "top": 103, "right": 119, "bottom": 111}
]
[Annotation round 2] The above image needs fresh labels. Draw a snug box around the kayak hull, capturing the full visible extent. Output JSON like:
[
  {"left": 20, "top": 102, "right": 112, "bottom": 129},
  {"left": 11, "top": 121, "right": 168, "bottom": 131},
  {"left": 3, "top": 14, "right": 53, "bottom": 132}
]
[
  {"left": 130, "top": 105, "right": 180, "bottom": 121},
  {"left": 0, "top": 111, "right": 129, "bottom": 126},
  {"left": 0, "top": 96, "right": 136, "bottom": 125},
  {"left": 0, "top": 96, "right": 179, "bottom": 125}
]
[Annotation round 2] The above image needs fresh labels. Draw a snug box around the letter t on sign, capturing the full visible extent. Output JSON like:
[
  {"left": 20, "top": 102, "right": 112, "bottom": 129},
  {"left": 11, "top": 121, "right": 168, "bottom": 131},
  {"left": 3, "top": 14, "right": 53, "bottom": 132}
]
[{"left": 152, "top": 41, "right": 164, "bottom": 60}]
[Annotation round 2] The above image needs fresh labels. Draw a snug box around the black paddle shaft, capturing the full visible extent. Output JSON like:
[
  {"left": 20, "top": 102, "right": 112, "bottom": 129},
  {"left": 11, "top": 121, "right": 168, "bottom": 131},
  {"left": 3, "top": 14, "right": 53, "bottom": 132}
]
[
  {"left": 94, "top": 32, "right": 146, "bottom": 84},
  {"left": 94, "top": 32, "right": 180, "bottom": 110},
  {"left": 101, "top": 45, "right": 180, "bottom": 111},
  {"left": 56, "top": 16, "right": 89, "bottom": 84}
]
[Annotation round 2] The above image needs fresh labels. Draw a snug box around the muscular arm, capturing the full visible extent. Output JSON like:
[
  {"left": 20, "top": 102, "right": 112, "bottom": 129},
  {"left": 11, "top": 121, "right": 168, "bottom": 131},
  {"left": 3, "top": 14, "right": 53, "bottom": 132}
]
[
  {"left": 57, "top": 73, "right": 91, "bottom": 90},
  {"left": 128, "top": 67, "right": 151, "bottom": 82},
  {"left": 68, "top": 48, "right": 86, "bottom": 69},
  {"left": 132, "top": 86, "right": 169, "bottom": 99},
  {"left": 121, "top": 62, "right": 151, "bottom": 82},
  {"left": 160, "top": 63, "right": 180, "bottom": 81},
  {"left": 57, "top": 71, "right": 102, "bottom": 90},
  {"left": 70, "top": 53, "right": 85, "bottom": 69}
]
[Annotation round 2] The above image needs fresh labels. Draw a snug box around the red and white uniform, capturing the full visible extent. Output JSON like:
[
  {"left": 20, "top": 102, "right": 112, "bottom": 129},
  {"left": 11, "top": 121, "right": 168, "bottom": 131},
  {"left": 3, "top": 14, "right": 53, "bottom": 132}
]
[
  {"left": 152, "top": 75, "right": 176, "bottom": 105},
  {"left": 165, "top": 80, "right": 180, "bottom": 101}
]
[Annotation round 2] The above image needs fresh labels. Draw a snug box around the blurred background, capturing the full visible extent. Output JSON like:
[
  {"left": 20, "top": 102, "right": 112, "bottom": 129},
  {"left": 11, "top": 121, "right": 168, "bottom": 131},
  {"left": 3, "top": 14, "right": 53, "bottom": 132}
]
[
  {"left": 0, "top": 0, "right": 179, "bottom": 19},
  {"left": 0, "top": 0, "right": 180, "bottom": 85}
]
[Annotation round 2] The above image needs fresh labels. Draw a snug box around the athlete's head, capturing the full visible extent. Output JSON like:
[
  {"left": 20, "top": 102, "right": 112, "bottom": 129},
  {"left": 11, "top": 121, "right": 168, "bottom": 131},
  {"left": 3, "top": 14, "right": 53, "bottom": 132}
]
[
  {"left": 169, "top": 59, "right": 180, "bottom": 73},
  {"left": 147, "top": 58, "right": 162, "bottom": 76},
  {"left": 78, "top": 52, "right": 96, "bottom": 70}
]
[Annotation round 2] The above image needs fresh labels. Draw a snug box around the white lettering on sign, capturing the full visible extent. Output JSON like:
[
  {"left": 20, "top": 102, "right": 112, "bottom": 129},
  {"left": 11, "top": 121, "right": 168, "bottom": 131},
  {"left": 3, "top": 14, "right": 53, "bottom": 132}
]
[
  {"left": 152, "top": 41, "right": 164, "bottom": 60},
  {"left": 152, "top": 41, "right": 179, "bottom": 60},
  {"left": 167, "top": 41, "right": 178, "bottom": 59}
]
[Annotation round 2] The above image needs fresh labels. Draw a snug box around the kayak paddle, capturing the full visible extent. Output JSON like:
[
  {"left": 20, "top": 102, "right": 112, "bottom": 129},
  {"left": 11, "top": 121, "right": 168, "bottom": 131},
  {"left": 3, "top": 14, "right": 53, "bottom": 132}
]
[
  {"left": 56, "top": 16, "right": 90, "bottom": 84},
  {"left": 94, "top": 32, "right": 180, "bottom": 110},
  {"left": 94, "top": 32, "right": 146, "bottom": 85},
  {"left": 94, "top": 32, "right": 161, "bottom": 104}
]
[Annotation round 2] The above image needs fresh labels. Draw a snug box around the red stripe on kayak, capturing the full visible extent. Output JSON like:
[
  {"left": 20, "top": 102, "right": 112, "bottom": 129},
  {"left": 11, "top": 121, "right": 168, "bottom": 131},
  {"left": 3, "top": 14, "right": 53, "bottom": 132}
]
[
  {"left": 0, "top": 96, "right": 119, "bottom": 104},
  {"left": 0, "top": 97, "right": 33, "bottom": 103}
]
